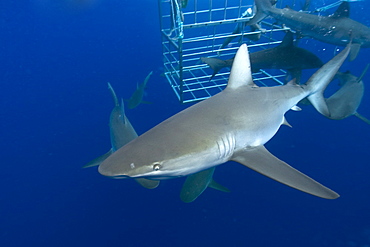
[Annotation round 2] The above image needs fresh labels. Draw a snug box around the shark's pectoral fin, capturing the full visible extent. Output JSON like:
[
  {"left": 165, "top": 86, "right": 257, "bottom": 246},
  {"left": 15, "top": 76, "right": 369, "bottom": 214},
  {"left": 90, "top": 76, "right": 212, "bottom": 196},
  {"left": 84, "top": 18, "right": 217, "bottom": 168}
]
[
  {"left": 135, "top": 178, "right": 160, "bottom": 189},
  {"left": 349, "top": 43, "right": 361, "bottom": 61},
  {"left": 354, "top": 112, "right": 370, "bottom": 125},
  {"left": 231, "top": 146, "right": 339, "bottom": 199},
  {"left": 180, "top": 168, "right": 215, "bottom": 203},
  {"left": 83, "top": 149, "right": 113, "bottom": 168},
  {"left": 208, "top": 179, "right": 230, "bottom": 193}
]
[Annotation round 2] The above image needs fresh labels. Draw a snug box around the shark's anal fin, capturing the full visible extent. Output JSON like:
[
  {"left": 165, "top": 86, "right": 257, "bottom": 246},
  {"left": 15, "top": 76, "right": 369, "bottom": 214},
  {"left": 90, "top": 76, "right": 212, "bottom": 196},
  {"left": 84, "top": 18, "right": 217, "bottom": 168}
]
[{"left": 231, "top": 146, "right": 339, "bottom": 199}]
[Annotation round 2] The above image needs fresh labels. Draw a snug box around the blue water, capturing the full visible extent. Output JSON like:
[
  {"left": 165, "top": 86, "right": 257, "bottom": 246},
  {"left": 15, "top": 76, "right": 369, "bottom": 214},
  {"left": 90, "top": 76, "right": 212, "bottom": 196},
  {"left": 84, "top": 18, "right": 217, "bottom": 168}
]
[{"left": 1, "top": 0, "right": 370, "bottom": 246}]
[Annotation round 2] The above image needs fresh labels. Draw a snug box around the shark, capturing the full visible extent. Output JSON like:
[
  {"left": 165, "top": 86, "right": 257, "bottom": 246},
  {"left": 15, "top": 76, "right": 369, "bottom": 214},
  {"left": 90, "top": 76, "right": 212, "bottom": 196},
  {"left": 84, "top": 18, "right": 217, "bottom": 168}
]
[
  {"left": 98, "top": 43, "right": 350, "bottom": 199},
  {"left": 324, "top": 65, "right": 370, "bottom": 124},
  {"left": 84, "top": 83, "right": 159, "bottom": 189},
  {"left": 180, "top": 167, "right": 230, "bottom": 203},
  {"left": 126, "top": 71, "right": 153, "bottom": 109},
  {"left": 202, "top": 31, "right": 323, "bottom": 81},
  {"left": 246, "top": 0, "right": 370, "bottom": 60}
]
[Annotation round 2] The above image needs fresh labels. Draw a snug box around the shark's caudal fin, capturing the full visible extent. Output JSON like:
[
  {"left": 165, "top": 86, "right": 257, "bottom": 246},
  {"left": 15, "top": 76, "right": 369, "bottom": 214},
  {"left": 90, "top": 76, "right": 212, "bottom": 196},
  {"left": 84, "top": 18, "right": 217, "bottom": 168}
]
[
  {"left": 108, "top": 82, "right": 119, "bottom": 107},
  {"left": 83, "top": 149, "right": 113, "bottom": 168},
  {"left": 354, "top": 112, "right": 370, "bottom": 125},
  {"left": 306, "top": 44, "right": 351, "bottom": 117},
  {"left": 201, "top": 57, "right": 231, "bottom": 80},
  {"left": 232, "top": 146, "right": 339, "bottom": 199},
  {"left": 245, "top": 0, "right": 275, "bottom": 26}
]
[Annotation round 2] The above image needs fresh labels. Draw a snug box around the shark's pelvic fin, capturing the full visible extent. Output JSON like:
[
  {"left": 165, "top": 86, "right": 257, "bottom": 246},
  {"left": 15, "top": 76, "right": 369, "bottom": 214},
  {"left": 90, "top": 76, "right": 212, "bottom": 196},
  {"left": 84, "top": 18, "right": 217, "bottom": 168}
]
[{"left": 231, "top": 146, "right": 339, "bottom": 199}]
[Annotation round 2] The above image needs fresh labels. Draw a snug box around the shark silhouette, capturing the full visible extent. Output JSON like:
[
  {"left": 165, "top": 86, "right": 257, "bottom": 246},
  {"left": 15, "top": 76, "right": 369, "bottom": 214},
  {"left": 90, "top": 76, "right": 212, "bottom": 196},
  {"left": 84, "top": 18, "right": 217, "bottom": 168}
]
[
  {"left": 99, "top": 43, "right": 350, "bottom": 199},
  {"left": 202, "top": 31, "right": 323, "bottom": 81},
  {"left": 84, "top": 83, "right": 159, "bottom": 189},
  {"left": 324, "top": 65, "right": 370, "bottom": 124},
  {"left": 246, "top": 0, "right": 370, "bottom": 60},
  {"left": 126, "top": 71, "right": 153, "bottom": 109}
]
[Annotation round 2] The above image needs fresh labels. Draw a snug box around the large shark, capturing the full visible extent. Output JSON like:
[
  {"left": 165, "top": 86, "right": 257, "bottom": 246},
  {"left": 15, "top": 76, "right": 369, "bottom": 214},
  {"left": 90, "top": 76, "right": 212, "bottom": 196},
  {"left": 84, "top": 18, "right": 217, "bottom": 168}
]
[
  {"left": 99, "top": 43, "right": 350, "bottom": 199},
  {"left": 84, "top": 83, "right": 159, "bottom": 189},
  {"left": 247, "top": 0, "right": 370, "bottom": 60},
  {"left": 324, "top": 65, "right": 370, "bottom": 124},
  {"left": 201, "top": 31, "right": 323, "bottom": 81},
  {"left": 126, "top": 71, "right": 153, "bottom": 109}
]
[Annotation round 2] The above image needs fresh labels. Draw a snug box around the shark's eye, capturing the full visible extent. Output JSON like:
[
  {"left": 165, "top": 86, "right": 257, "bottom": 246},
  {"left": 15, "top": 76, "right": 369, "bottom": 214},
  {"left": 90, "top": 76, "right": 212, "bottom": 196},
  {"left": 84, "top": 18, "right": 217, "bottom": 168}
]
[{"left": 153, "top": 163, "right": 162, "bottom": 171}]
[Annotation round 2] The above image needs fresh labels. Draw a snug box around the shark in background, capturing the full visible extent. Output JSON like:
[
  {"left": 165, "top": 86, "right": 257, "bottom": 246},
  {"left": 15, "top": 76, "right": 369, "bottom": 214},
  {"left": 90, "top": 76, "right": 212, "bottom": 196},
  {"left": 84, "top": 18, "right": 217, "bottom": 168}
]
[
  {"left": 180, "top": 167, "right": 230, "bottom": 203},
  {"left": 324, "top": 65, "right": 370, "bottom": 124},
  {"left": 98, "top": 43, "right": 351, "bottom": 200},
  {"left": 201, "top": 31, "right": 323, "bottom": 81},
  {"left": 85, "top": 83, "right": 228, "bottom": 200},
  {"left": 246, "top": 0, "right": 370, "bottom": 60},
  {"left": 84, "top": 82, "right": 159, "bottom": 189},
  {"left": 126, "top": 71, "right": 153, "bottom": 109}
]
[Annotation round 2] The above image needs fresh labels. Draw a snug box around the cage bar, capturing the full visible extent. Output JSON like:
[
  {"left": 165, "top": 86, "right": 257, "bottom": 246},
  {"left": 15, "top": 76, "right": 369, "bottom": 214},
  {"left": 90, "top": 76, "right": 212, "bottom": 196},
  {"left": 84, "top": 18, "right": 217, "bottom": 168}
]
[{"left": 159, "top": 0, "right": 290, "bottom": 103}]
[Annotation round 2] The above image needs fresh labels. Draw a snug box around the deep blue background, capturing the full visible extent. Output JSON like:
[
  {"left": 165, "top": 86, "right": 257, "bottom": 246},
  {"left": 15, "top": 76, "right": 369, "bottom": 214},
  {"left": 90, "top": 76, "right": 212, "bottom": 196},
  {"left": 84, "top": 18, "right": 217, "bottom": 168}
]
[{"left": 1, "top": 0, "right": 370, "bottom": 246}]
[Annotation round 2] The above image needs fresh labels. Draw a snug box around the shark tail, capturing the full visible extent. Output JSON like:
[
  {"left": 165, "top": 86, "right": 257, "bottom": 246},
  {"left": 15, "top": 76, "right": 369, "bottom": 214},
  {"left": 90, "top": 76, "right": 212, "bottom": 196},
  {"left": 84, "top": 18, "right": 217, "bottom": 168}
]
[
  {"left": 354, "top": 112, "right": 370, "bottom": 125},
  {"left": 108, "top": 82, "right": 119, "bottom": 107},
  {"left": 246, "top": 0, "right": 275, "bottom": 26},
  {"left": 201, "top": 57, "right": 231, "bottom": 80},
  {"left": 306, "top": 44, "right": 351, "bottom": 117}
]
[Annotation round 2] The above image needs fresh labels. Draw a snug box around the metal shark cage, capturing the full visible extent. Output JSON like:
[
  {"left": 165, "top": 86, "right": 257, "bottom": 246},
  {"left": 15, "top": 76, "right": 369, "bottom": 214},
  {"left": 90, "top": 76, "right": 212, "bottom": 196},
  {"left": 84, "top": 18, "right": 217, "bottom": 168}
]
[{"left": 159, "top": 0, "right": 290, "bottom": 103}]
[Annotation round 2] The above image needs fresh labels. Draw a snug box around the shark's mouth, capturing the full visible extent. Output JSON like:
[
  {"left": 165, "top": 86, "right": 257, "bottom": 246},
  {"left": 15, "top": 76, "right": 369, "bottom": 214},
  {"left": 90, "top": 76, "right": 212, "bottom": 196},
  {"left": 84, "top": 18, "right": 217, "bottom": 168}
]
[{"left": 110, "top": 175, "right": 131, "bottom": 179}]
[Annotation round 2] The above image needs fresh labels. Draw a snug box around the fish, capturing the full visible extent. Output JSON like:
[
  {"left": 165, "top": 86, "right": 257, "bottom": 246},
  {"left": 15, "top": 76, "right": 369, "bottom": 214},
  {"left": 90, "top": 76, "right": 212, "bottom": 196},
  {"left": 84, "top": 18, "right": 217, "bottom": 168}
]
[
  {"left": 246, "top": 0, "right": 370, "bottom": 60},
  {"left": 202, "top": 31, "right": 323, "bottom": 81},
  {"left": 99, "top": 43, "right": 350, "bottom": 199},
  {"left": 324, "top": 65, "right": 370, "bottom": 124},
  {"left": 126, "top": 71, "right": 153, "bottom": 109},
  {"left": 84, "top": 83, "right": 159, "bottom": 189},
  {"left": 218, "top": 7, "right": 262, "bottom": 54},
  {"left": 180, "top": 168, "right": 230, "bottom": 203}
]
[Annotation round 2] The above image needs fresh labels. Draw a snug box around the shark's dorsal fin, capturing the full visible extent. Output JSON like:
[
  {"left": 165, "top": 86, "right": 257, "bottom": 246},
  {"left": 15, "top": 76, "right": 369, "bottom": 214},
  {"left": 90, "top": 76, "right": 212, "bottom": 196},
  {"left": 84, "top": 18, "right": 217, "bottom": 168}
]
[
  {"left": 331, "top": 2, "right": 350, "bottom": 19},
  {"left": 227, "top": 44, "right": 255, "bottom": 89},
  {"left": 279, "top": 31, "right": 294, "bottom": 48}
]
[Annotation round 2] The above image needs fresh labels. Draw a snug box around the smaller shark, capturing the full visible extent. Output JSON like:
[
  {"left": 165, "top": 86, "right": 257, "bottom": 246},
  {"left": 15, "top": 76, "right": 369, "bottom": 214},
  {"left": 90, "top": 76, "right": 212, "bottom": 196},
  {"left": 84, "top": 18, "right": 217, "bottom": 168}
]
[
  {"left": 246, "top": 0, "right": 370, "bottom": 60},
  {"left": 126, "top": 71, "right": 153, "bottom": 109},
  {"left": 202, "top": 31, "right": 323, "bottom": 81},
  {"left": 180, "top": 168, "right": 230, "bottom": 203},
  {"left": 324, "top": 65, "right": 370, "bottom": 124},
  {"left": 84, "top": 83, "right": 159, "bottom": 189}
]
